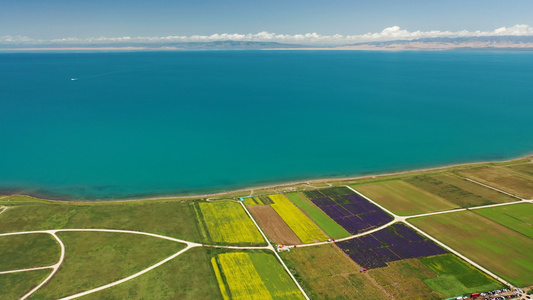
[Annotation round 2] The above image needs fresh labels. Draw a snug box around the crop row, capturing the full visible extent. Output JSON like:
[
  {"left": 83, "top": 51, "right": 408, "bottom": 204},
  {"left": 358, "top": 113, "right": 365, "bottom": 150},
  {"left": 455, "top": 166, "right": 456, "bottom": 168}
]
[
  {"left": 304, "top": 187, "right": 393, "bottom": 234},
  {"left": 337, "top": 224, "right": 447, "bottom": 269}
]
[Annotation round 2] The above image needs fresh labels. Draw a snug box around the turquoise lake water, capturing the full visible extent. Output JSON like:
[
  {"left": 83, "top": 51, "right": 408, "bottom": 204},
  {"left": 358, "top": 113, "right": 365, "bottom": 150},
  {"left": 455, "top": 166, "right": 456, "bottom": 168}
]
[{"left": 1, "top": 50, "right": 533, "bottom": 200}]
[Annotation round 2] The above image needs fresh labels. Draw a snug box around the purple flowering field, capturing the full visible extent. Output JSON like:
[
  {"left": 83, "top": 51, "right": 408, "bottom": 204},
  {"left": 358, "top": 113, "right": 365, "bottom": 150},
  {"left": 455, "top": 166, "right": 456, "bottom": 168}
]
[
  {"left": 304, "top": 187, "right": 393, "bottom": 234},
  {"left": 336, "top": 223, "right": 447, "bottom": 269}
]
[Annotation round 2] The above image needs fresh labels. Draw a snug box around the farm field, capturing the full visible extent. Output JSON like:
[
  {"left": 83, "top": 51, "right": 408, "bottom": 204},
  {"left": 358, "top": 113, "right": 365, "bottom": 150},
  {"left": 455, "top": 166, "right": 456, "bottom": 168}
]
[
  {"left": 507, "top": 162, "right": 533, "bottom": 177},
  {"left": 353, "top": 180, "right": 458, "bottom": 215},
  {"left": 304, "top": 187, "right": 393, "bottom": 234},
  {"left": 30, "top": 231, "right": 186, "bottom": 299},
  {"left": 214, "top": 251, "right": 305, "bottom": 300},
  {"left": 367, "top": 258, "right": 443, "bottom": 299},
  {"left": 281, "top": 244, "right": 388, "bottom": 300},
  {"left": 0, "top": 269, "right": 51, "bottom": 300},
  {"left": 0, "top": 233, "right": 59, "bottom": 272},
  {"left": 84, "top": 247, "right": 222, "bottom": 300},
  {"left": 198, "top": 201, "right": 265, "bottom": 245},
  {"left": 420, "top": 254, "right": 503, "bottom": 297},
  {"left": 0, "top": 198, "right": 202, "bottom": 242},
  {"left": 336, "top": 223, "right": 447, "bottom": 269},
  {"left": 457, "top": 166, "right": 533, "bottom": 199},
  {"left": 285, "top": 192, "right": 350, "bottom": 239},
  {"left": 474, "top": 203, "right": 533, "bottom": 239},
  {"left": 409, "top": 210, "right": 533, "bottom": 286},
  {"left": 248, "top": 205, "right": 302, "bottom": 245},
  {"left": 405, "top": 174, "right": 516, "bottom": 207},
  {"left": 269, "top": 194, "right": 329, "bottom": 243}
]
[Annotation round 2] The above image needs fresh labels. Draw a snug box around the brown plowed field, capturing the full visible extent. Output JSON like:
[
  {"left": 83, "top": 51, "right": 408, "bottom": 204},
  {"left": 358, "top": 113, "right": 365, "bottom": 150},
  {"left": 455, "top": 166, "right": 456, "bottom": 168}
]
[{"left": 248, "top": 205, "right": 302, "bottom": 245}]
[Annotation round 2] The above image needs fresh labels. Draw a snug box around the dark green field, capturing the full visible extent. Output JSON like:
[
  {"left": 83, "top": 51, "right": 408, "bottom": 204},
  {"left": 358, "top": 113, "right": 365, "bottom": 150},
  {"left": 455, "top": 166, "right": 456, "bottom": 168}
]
[
  {"left": 420, "top": 254, "right": 503, "bottom": 297},
  {"left": 0, "top": 270, "right": 51, "bottom": 300},
  {"left": 83, "top": 247, "right": 222, "bottom": 300},
  {"left": 30, "top": 231, "right": 185, "bottom": 299},
  {"left": 0, "top": 233, "right": 59, "bottom": 272},
  {"left": 0, "top": 198, "right": 202, "bottom": 242}
]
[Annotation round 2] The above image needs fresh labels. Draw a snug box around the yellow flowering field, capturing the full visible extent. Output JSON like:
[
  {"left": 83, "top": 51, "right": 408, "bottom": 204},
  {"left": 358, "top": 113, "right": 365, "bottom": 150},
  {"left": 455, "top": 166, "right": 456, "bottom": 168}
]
[
  {"left": 269, "top": 194, "right": 329, "bottom": 243},
  {"left": 199, "top": 201, "right": 264, "bottom": 244}
]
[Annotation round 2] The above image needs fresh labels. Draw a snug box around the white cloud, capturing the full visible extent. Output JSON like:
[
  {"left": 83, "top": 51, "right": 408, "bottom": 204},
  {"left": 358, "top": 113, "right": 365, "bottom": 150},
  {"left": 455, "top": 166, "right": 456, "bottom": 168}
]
[{"left": 3, "top": 24, "right": 533, "bottom": 45}]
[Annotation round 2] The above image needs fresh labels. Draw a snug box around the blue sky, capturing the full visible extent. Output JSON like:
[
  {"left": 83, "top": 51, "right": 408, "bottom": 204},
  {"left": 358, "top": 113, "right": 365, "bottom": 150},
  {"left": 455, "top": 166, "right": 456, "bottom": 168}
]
[{"left": 1, "top": 0, "right": 533, "bottom": 44}]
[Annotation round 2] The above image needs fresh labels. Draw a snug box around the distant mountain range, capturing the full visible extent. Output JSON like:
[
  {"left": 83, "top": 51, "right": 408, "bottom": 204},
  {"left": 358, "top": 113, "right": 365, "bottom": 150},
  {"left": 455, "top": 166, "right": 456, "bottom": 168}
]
[
  {"left": 2, "top": 36, "right": 533, "bottom": 51},
  {"left": 337, "top": 36, "right": 533, "bottom": 51}
]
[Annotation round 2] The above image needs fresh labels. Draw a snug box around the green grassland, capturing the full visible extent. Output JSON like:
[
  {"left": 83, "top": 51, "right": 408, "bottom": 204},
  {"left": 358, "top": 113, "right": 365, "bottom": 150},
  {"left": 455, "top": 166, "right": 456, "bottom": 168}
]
[
  {"left": 410, "top": 211, "right": 533, "bottom": 286},
  {"left": 83, "top": 247, "right": 222, "bottom": 300},
  {"left": 0, "top": 233, "right": 59, "bottom": 272},
  {"left": 353, "top": 180, "right": 458, "bottom": 215},
  {"left": 30, "top": 231, "right": 186, "bottom": 299},
  {"left": 420, "top": 254, "right": 503, "bottom": 297},
  {"left": 281, "top": 244, "right": 388, "bottom": 300},
  {"left": 285, "top": 192, "right": 350, "bottom": 239},
  {"left": 0, "top": 199, "right": 202, "bottom": 242},
  {"left": 198, "top": 201, "right": 265, "bottom": 246},
  {"left": 474, "top": 203, "right": 533, "bottom": 239},
  {"left": 0, "top": 269, "right": 51, "bottom": 300},
  {"left": 405, "top": 174, "right": 516, "bottom": 207},
  {"left": 458, "top": 166, "right": 533, "bottom": 199}
]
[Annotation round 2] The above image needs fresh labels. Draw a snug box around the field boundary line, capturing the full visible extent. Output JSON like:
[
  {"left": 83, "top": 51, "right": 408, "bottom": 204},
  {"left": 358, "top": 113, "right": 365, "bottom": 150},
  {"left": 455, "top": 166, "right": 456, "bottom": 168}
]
[
  {"left": 21, "top": 231, "right": 65, "bottom": 300},
  {"left": 239, "top": 201, "right": 311, "bottom": 300},
  {"left": 464, "top": 178, "right": 524, "bottom": 200},
  {"left": 403, "top": 221, "right": 514, "bottom": 288},
  {"left": 59, "top": 245, "right": 198, "bottom": 300}
]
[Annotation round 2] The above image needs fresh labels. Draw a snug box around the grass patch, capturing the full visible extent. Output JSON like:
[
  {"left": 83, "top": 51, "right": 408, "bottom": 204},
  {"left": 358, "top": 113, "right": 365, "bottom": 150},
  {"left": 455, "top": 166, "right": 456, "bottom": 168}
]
[
  {"left": 420, "top": 254, "right": 503, "bottom": 297},
  {"left": 410, "top": 211, "right": 533, "bottom": 287},
  {"left": 0, "top": 233, "right": 59, "bottom": 272},
  {"left": 281, "top": 244, "right": 388, "bottom": 300},
  {"left": 269, "top": 194, "right": 329, "bottom": 243},
  {"left": 405, "top": 174, "right": 515, "bottom": 208},
  {"left": 83, "top": 247, "right": 222, "bottom": 300},
  {"left": 0, "top": 269, "right": 51, "bottom": 300},
  {"left": 82, "top": 247, "right": 222, "bottom": 300},
  {"left": 474, "top": 203, "right": 533, "bottom": 239},
  {"left": 199, "top": 201, "right": 265, "bottom": 245},
  {"left": 31, "top": 231, "right": 186, "bottom": 299},
  {"left": 285, "top": 192, "right": 350, "bottom": 239},
  {"left": 0, "top": 200, "right": 202, "bottom": 242},
  {"left": 353, "top": 180, "right": 458, "bottom": 215},
  {"left": 458, "top": 166, "right": 533, "bottom": 199}
]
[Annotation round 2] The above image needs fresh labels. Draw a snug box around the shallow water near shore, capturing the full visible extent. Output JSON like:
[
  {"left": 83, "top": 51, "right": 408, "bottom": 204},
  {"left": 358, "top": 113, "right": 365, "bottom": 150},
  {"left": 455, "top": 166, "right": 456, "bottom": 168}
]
[{"left": 1, "top": 50, "right": 533, "bottom": 200}]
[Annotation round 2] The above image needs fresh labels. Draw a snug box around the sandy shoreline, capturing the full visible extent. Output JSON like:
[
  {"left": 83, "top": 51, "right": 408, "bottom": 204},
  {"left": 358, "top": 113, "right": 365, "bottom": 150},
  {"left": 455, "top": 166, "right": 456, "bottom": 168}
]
[{"left": 1, "top": 154, "right": 531, "bottom": 204}]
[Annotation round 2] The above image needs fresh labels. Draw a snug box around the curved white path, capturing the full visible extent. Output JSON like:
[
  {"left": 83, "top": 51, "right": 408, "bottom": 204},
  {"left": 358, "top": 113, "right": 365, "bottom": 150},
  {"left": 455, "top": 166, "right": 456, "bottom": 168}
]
[
  {"left": 1, "top": 177, "right": 530, "bottom": 299},
  {"left": 20, "top": 231, "right": 65, "bottom": 300},
  {"left": 59, "top": 245, "right": 198, "bottom": 300}
]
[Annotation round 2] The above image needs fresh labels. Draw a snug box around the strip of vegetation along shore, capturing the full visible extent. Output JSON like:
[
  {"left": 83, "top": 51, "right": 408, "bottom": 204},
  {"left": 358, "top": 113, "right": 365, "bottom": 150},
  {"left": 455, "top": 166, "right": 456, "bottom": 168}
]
[{"left": 1, "top": 155, "right": 532, "bottom": 203}]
